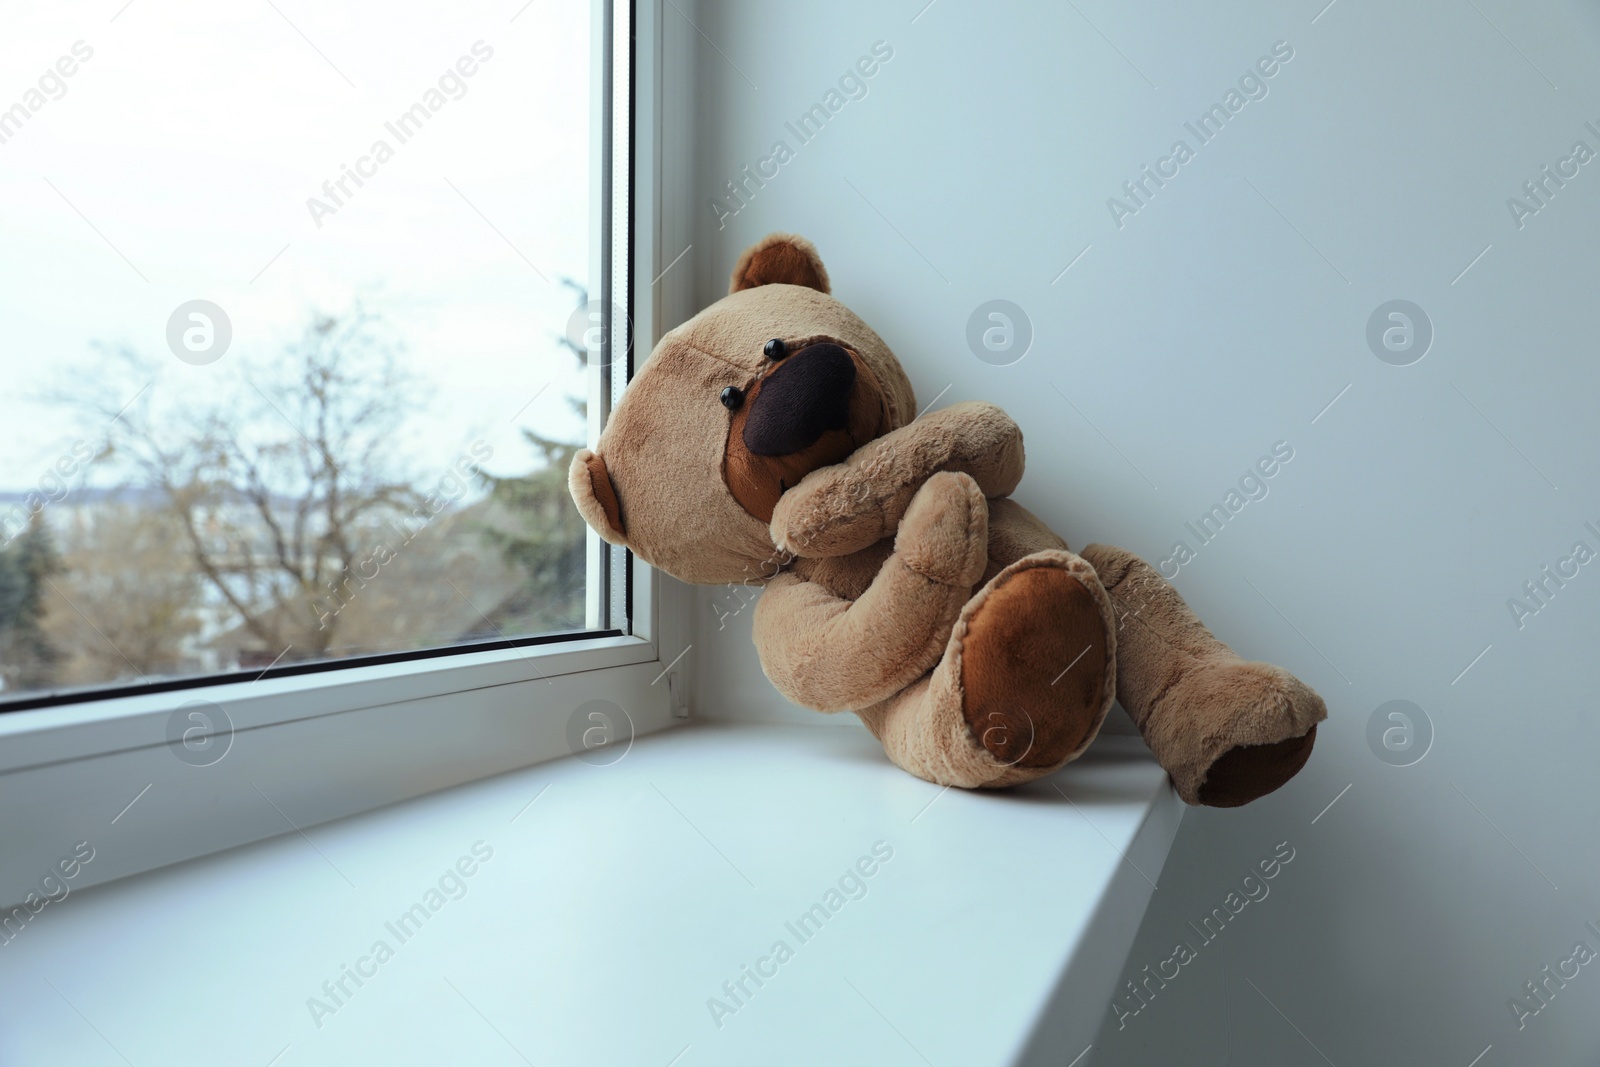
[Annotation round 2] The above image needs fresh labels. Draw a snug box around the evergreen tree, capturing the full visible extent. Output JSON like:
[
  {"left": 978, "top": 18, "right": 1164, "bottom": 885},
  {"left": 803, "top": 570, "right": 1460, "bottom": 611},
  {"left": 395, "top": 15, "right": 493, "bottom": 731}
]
[
  {"left": 0, "top": 518, "right": 64, "bottom": 690},
  {"left": 477, "top": 414, "right": 588, "bottom": 633},
  {"left": 475, "top": 280, "right": 592, "bottom": 634}
]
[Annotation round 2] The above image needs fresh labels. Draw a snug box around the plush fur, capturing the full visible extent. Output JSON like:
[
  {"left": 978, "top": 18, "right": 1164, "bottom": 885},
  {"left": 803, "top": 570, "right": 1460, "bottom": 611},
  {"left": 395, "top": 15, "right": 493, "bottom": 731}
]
[{"left": 570, "top": 234, "right": 1327, "bottom": 806}]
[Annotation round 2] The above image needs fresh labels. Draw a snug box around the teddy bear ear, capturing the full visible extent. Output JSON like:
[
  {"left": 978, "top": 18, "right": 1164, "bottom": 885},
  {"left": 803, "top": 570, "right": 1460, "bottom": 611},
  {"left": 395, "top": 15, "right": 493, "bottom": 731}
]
[
  {"left": 729, "top": 233, "right": 831, "bottom": 295},
  {"left": 568, "top": 448, "right": 627, "bottom": 545}
]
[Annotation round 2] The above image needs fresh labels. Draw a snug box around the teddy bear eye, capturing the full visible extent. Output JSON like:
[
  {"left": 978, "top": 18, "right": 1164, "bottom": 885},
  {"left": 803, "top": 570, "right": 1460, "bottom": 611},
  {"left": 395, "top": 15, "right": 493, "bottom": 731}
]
[
  {"left": 763, "top": 338, "right": 787, "bottom": 360},
  {"left": 720, "top": 386, "right": 744, "bottom": 410}
]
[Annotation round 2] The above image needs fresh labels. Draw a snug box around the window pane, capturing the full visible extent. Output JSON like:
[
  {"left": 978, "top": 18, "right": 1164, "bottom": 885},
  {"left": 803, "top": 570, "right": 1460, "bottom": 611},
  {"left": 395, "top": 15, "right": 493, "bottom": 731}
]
[{"left": 0, "top": 2, "right": 598, "bottom": 702}]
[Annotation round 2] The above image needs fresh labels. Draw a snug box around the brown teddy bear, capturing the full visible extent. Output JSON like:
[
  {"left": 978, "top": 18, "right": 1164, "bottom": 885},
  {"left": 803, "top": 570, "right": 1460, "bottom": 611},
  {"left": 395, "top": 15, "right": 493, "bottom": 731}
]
[{"left": 569, "top": 233, "right": 1326, "bottom": 806}]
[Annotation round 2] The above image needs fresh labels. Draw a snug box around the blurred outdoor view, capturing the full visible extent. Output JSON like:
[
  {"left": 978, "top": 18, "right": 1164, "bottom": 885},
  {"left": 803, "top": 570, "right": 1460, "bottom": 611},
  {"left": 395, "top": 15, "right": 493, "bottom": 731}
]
[{"left": 0, "top": 2, "right": 598, "bottom": 701}]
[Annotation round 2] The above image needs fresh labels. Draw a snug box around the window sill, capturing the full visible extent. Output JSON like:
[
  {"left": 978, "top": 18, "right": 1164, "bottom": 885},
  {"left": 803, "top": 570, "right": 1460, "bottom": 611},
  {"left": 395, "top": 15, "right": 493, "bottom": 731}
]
[
  {"left": 0, "top": 721, "right": 1180, "bottom": 1066},
  {"left": 0, "top": 633, "right": 681, "bottom": 906}
]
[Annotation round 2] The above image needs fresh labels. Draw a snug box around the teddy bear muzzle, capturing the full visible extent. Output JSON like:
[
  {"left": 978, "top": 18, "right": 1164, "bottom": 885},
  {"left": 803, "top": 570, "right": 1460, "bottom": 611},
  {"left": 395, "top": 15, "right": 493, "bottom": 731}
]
[{"left": 722, "top": 341, "right": 887, "bottom": 524}]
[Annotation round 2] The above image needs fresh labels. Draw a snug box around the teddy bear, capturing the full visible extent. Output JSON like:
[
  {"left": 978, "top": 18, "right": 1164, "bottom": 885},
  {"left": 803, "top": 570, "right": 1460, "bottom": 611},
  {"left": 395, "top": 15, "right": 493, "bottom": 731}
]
[{"left": 568, "top": 233, "right": 1326, "bottom": 806}]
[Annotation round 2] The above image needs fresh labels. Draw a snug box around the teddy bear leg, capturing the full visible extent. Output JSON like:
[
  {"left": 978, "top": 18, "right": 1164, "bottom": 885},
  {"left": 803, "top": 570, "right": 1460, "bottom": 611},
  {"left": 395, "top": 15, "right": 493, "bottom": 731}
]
[
  {"left": 1078, "top": 544, "right": 1327, "bottom": 807},
  {"left": 856, "top": 550, "right": 1117, "bottom": 789}
]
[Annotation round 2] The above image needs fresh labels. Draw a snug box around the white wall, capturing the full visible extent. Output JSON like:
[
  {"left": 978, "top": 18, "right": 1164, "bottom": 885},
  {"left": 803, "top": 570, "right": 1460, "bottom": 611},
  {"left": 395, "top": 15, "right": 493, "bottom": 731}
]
[{"left": 676, "top": 1, "right": 1600, "bottom": 1062}]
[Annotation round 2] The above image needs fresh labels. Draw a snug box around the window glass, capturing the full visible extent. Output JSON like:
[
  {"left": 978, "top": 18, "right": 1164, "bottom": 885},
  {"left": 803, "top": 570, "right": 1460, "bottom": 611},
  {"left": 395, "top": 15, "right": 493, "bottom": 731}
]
[{"left": 0, "top": 2, "right": 598, "bottom": 702}]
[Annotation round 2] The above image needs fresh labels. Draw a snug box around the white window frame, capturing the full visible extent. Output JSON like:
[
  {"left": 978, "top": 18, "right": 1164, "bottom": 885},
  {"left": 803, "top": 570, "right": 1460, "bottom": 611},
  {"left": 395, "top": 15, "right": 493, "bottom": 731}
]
[{"left": 0, "top": 0, "right": 692, "bottom": 906}]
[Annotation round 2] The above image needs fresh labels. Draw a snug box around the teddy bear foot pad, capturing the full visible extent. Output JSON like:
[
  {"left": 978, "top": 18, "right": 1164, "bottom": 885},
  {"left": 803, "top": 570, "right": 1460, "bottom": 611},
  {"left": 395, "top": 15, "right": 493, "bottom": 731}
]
[{"left": 956, "top": 551, "right": 1117, "bottom": 778}]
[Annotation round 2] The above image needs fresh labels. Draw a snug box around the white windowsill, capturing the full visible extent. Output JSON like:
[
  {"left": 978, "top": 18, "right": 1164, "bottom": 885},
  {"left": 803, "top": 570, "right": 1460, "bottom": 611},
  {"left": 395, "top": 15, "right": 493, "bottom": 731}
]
[{"left": 0, "top": 721, "right": 1181, "bottom": 1067}]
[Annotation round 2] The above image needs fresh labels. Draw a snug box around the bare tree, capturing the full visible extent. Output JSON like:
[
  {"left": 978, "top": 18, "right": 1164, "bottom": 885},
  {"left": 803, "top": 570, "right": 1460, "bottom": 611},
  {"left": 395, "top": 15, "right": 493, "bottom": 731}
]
[
  {"left": 41, "top": 501, "right": 201, "bottom": 685},
  {"left": 66, "top": 305, "right": 425, "bottom": 663}
]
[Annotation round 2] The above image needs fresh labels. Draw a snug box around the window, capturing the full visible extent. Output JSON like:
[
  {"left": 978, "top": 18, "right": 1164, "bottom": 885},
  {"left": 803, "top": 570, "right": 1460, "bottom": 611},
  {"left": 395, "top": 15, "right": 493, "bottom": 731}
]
[
  {"left": 0, "top": 1, "right": 685, "bottom": 903},
  {"left": 0, "top": 0, "right": 627, "bottom": 710}
]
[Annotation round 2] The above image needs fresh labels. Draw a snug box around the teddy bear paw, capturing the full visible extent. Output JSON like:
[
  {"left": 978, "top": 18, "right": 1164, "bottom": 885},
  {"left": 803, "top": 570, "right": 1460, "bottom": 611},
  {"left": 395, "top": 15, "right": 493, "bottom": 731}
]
[
  {"left": 894, "top": 471, "right": 989, "bottom": 589},
  {"left": 1154, "top": 660, "right": 1326, "bottom": 807},
  {"left": 770, "top": 467, "right": 887, "bottom": 558}
]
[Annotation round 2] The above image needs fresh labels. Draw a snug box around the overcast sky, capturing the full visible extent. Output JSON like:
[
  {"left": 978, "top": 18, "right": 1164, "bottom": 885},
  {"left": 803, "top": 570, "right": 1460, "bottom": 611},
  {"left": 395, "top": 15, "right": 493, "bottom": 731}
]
[{"left": 0, "top": 0, "right": 592, "bottom": 492}]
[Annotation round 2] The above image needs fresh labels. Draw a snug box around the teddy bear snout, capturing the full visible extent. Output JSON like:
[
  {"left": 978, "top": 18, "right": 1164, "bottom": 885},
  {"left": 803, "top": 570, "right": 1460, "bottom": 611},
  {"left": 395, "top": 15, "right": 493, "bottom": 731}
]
[{"left": 742, "top": 342, "right": 856, "bottom": 457}]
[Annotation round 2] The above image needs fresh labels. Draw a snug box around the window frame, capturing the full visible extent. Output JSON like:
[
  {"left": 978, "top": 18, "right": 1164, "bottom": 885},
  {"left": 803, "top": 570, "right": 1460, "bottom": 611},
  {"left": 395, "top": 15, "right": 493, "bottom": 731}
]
[{"left": 0, "top": 0, "right": 690, "bottom": 906}]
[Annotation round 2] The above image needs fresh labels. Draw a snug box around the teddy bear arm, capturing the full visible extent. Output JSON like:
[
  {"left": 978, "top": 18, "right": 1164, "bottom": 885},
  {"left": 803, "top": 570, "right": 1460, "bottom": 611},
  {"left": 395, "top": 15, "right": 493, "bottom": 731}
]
[
  {"left": 771, "top": 401, "right": 1023, "bottom": 558},
  {"left": 753, "top": 472, "right": 992, "bottom": 712}
]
